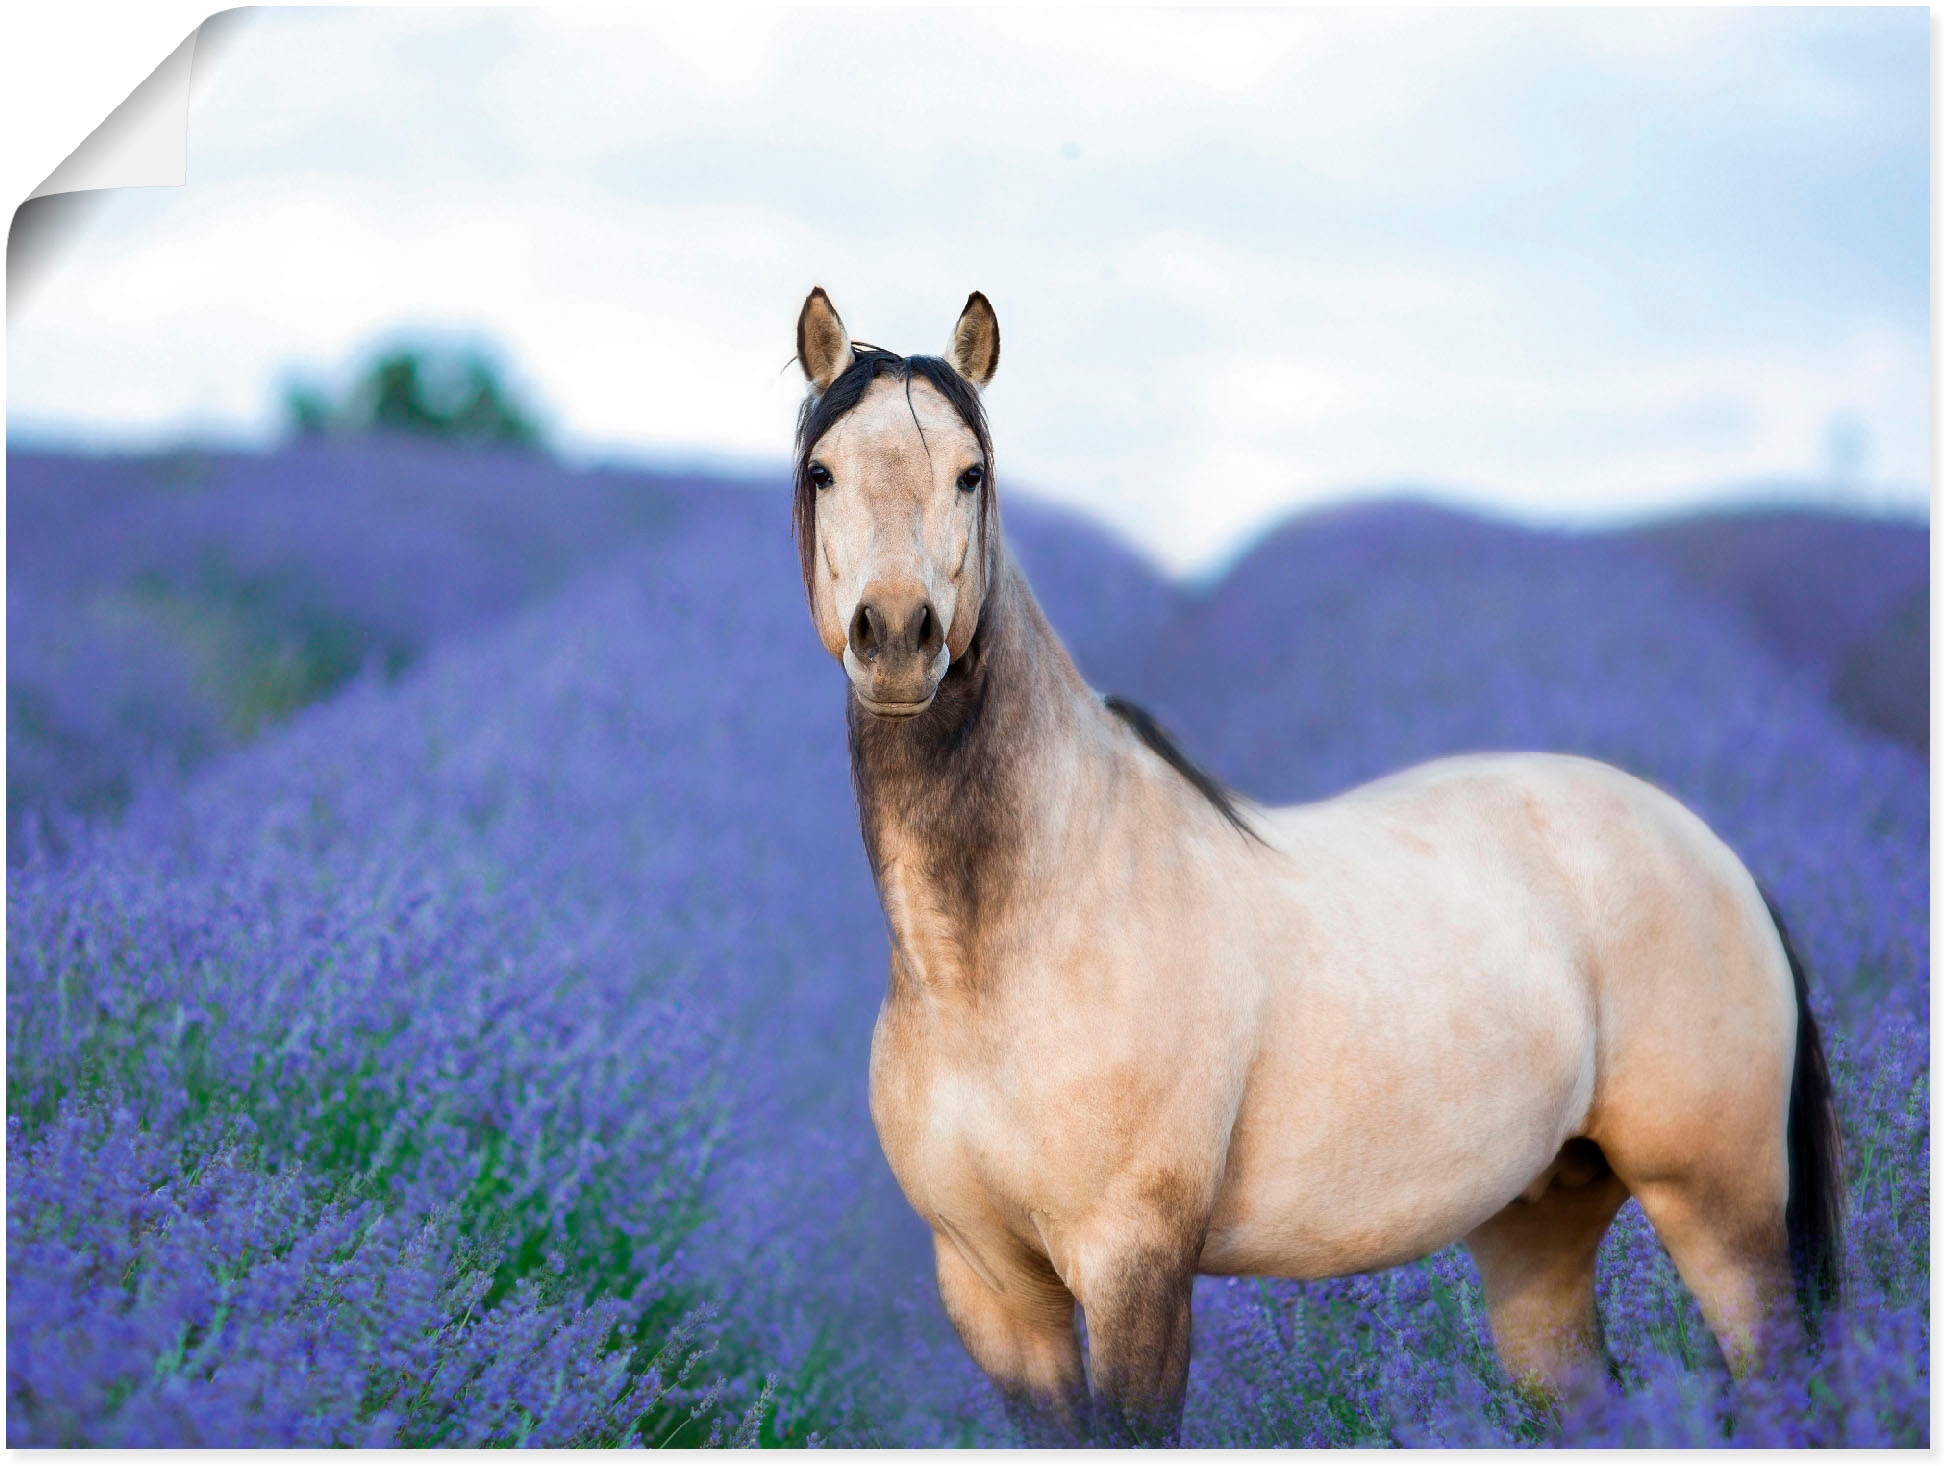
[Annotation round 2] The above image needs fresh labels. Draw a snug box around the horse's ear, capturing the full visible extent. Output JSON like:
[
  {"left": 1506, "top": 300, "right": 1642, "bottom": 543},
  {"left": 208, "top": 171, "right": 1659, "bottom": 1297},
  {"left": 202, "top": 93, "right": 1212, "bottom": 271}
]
[
  {"left": 797, "top": 287, "right": 854, "bottom": 391},
  {"left": 945, "top": 291, "right": 1000, "bottom": 388}
]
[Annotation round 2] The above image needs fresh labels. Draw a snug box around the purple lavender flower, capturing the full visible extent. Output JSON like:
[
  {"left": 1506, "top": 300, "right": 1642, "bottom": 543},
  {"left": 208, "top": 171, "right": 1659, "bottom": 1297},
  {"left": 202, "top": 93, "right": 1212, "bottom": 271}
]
[{"left": 8, "top": 451, "right": 1926, "bottom": 1446}]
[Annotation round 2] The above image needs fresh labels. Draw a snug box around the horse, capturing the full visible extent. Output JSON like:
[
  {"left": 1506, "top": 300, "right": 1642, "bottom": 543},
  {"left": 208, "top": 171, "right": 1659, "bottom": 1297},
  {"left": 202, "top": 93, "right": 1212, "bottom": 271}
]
[{"left": 787, "top": 286, "right": 1843, "bottom": 1445}]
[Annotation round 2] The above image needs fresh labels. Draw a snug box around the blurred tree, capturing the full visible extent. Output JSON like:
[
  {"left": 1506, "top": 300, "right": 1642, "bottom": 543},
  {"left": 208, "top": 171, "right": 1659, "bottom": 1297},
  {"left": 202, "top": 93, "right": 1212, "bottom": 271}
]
[
  {"left": 284, "top": 383, "right": 333, "bottom": 436},
  {"left": 285, "top": 345, "right": 544, "bottom": 449}
]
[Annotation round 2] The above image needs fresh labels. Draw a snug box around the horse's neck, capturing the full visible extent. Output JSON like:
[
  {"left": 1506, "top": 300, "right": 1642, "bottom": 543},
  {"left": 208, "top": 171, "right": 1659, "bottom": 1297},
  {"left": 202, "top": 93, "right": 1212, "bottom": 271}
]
[{"left": 847, "top": 552, "right": 1093, "bottom": 992}]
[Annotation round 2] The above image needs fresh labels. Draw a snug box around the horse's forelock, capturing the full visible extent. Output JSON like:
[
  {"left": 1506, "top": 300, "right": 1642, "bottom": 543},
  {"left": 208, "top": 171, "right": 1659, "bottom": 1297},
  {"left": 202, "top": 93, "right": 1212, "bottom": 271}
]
[{"left": 792, "top": 351, "right": 998, "bottom": 605}]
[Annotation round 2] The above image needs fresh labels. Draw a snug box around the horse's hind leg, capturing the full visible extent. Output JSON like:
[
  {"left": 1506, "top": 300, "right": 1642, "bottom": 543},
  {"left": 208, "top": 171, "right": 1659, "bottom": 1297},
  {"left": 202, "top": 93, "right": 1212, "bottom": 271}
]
[
  {"left": 1465, "top": 1144, "right": 1630, "bottom": 1400},
  {"left": 1596, "top": 1050, "right": 1799, "bottom": 1374},
  {"left": 1623, "top": 1167, "right": 1797, "bottom": 1377}
]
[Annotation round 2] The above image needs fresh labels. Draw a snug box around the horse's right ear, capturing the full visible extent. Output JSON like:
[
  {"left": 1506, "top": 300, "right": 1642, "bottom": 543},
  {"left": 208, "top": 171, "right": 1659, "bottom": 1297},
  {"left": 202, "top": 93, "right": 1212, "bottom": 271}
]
[{"left": 797, "top": 287, "right": 854, "bottom": 392}]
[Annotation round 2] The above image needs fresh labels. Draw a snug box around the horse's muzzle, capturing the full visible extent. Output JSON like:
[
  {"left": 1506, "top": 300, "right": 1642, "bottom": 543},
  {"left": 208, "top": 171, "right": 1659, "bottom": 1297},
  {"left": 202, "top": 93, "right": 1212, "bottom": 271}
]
[{"left": 846, "top": 583, "right": 947, "bottom": 716}]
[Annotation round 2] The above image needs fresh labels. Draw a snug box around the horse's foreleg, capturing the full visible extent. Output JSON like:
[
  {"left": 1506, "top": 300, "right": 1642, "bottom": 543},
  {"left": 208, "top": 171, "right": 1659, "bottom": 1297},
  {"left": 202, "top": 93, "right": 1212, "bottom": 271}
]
[
  {"left": 933, "top": 1232, "right": 1089, "bottom": 1445},
  {"left": 1073, "top": 1241, "right": 1197, "bottom": 1447}
]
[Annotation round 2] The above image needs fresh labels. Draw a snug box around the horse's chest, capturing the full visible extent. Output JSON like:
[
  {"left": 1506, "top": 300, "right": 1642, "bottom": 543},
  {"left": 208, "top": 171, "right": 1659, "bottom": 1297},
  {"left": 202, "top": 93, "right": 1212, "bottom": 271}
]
[{"left": 868, "top": 1005, "right": 1061, "bottom": 1244}]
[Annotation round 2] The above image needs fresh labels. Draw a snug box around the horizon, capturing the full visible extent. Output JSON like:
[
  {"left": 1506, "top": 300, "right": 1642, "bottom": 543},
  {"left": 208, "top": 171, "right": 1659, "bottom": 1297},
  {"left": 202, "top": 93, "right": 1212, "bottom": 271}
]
[{"left": 6, "top": 427, "right": 1923, "bottom": 593}]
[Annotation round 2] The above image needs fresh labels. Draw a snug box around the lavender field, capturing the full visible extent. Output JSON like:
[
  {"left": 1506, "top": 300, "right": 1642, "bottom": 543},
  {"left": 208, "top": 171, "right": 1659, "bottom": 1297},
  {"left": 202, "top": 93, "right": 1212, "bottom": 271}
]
[{"left": 7, "top": 443, "right": 1928, "bottom": 1446}]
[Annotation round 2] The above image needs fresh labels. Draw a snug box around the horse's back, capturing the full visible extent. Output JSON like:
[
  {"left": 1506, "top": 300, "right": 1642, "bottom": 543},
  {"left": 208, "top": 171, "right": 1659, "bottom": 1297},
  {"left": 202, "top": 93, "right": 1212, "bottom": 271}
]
[
  {"left": 1203, "top": 752, "right": 1794, "bottom": 1279},
  {"left": 1310, "top": 752, "right": 1796, "bottom": 1065},
  {"left": 1266, "top": 752, "right": 1788, "bottom": 1024},
  {"left": 1281, "top": 751, "right": 1797, "bottom": 1128}
]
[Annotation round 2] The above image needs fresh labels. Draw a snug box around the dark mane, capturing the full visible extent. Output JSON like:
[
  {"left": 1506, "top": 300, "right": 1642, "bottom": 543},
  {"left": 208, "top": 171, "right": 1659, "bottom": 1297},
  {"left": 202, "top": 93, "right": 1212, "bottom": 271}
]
[
  {"left": 792, "top": 348, "right": 997, "bottom": 601},
  {"left": 1103, "top": 696, "right": 1261, "bottom": 842}
]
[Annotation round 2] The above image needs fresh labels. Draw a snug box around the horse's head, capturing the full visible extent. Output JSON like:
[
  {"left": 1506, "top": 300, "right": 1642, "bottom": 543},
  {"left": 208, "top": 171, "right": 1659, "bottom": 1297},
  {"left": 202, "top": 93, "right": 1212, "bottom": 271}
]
[{"left": 792, "top": 288, "right": 1001, "bottom": 719}]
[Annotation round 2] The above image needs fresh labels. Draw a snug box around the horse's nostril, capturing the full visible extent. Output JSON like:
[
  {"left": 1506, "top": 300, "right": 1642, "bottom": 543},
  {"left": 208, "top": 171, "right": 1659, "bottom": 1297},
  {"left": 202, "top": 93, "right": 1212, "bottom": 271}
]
[
  {"left": 851, "top": 603, "right": 879, "bottom": 661},
  {"left": 851, "top": 593, "right": 940, "bottom": 669}
]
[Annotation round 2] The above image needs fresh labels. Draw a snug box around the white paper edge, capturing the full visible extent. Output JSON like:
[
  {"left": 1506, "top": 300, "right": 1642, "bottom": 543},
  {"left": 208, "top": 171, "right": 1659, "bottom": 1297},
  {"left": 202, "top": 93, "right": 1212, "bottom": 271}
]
[
  {"left": 7, "top": 10, "right": 251, "bottom": 327},
  {"left": 29, "top": 20, "right": 206, "bottom": 200},
  {"left": 2, "top": 1, "right": 216, "bottom": 210}
]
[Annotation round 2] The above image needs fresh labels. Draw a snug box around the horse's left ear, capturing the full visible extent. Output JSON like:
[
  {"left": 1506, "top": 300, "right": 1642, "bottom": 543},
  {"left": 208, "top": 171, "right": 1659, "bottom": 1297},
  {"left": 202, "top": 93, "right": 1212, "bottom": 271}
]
[{"left": 945, "top": 291, "right": 1000, "bottom": 388}]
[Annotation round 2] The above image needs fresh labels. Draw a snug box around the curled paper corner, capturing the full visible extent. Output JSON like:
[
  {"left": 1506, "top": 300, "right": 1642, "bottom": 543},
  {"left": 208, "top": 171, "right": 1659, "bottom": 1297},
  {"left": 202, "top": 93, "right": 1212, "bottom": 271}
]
[{"left": 9, "top": 9, "right": 248, "bottom": 326}]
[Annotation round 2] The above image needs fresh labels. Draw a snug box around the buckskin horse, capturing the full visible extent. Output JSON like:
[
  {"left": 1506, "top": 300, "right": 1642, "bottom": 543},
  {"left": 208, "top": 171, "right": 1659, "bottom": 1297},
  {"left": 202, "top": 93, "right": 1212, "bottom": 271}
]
[{"left": 788, "top": 286, "right": 1841, "bottom": 1445}]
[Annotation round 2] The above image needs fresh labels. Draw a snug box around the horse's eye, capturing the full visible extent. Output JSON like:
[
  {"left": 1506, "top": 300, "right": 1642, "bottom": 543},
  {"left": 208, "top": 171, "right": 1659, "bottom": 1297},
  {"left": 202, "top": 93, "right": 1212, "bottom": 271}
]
[
  {"left": 957, "top": 464, "right": 984, "bottom": 493},
  {"left": 807, "top": 463, "right": 833, "bottom": 490}
]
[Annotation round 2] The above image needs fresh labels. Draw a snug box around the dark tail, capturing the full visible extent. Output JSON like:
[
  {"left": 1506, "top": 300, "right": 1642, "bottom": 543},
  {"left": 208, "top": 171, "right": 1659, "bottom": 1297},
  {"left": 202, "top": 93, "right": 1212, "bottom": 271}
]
[{"left": 1761, "top": 888, "right": 1844, "bottom": 1326}]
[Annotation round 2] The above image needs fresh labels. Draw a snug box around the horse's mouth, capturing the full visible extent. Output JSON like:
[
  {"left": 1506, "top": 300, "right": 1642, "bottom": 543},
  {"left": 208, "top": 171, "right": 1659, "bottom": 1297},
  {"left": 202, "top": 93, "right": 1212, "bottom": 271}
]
[{"left": 855, "top": 690, "right": 936, "bottom": 719}]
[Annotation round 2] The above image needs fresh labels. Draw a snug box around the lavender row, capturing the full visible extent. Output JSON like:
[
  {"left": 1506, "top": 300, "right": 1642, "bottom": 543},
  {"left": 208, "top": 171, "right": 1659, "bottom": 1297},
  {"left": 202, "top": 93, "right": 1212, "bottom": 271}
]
[{"left": 6, "top": 443, "right": 762, "bottom": 845}]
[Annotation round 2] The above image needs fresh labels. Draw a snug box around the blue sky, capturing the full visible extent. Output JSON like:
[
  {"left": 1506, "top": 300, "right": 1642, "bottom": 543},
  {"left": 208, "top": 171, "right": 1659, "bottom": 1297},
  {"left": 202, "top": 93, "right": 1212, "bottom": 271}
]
[{"left": 6, "top": 7, "right": 1928, "bottom": 574}]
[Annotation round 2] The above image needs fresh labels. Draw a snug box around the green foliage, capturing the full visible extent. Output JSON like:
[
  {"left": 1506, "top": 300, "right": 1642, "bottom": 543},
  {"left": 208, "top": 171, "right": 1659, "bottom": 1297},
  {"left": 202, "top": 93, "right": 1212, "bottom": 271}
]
[
  {"left": 119, "top": 558, "right": 412, "bottom": 739},
  {"left": 285, "top": 345, "right": 544, "bottom": 449}
]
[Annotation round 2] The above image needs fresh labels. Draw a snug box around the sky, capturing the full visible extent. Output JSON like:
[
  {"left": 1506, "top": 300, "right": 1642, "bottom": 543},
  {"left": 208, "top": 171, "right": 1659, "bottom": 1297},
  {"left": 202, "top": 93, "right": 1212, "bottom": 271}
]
[{"left": 6, "top": 6, "right": 1930, "bottom": 576}]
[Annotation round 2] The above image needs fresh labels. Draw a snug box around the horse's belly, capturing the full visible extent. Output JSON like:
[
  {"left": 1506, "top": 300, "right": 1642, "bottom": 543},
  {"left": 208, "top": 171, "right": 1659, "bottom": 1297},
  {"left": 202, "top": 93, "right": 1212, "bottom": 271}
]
[
  {"left": 1201, "top": 1101, "right": 1571, "bottom": 1279},
  {"left": 1202, "top": 1027, "right": 1590, "bottom": 1278},
  {"left": 1202, "top": 896, "right": 1598, "bottom": 1276}
]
